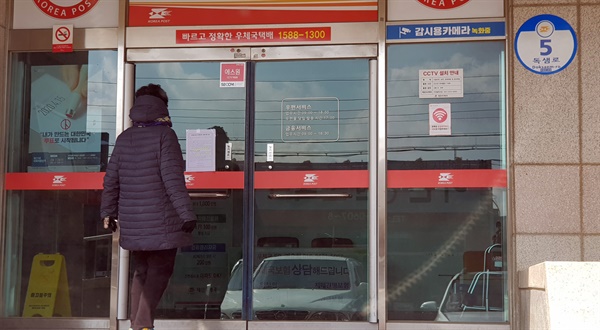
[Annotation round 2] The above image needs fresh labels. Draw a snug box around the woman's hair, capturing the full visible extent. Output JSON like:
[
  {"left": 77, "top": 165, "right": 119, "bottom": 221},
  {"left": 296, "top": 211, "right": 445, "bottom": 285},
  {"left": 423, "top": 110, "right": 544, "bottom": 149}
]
[{"left": 135, "top": 83, "right": 168, "bottom": 106}]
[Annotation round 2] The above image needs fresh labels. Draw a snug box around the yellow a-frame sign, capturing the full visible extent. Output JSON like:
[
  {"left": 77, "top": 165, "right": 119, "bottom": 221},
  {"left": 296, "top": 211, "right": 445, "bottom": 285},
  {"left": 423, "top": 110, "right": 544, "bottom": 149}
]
[{"left": 23, "top": 253, "right": 71, "bottom": 317}]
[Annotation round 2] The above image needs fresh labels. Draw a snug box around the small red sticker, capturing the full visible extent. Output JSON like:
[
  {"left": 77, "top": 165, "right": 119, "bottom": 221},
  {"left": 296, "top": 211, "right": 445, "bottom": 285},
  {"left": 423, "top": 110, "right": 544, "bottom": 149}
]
[
  {"left": 432, "top": 108, "right": 448, "bottom": 123},
  {"left": 34, "top": 0, "right": 98, "bottom": 20},
  {"left": 417, "top": 0, "right": 470, "bottom": 10}
]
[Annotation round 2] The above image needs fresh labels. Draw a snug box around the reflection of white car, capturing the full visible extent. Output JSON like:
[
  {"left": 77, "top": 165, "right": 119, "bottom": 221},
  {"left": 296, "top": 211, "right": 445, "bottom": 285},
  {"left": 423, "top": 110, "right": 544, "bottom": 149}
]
[
  {"left": 421, "top": 271, "right": 506, "bottom": 322},
  {"left": 220, "top": 259, "right": 243, "bottom": 319},
  {"left": 221, "top": 256, "right": 367, "bottom": 321}
]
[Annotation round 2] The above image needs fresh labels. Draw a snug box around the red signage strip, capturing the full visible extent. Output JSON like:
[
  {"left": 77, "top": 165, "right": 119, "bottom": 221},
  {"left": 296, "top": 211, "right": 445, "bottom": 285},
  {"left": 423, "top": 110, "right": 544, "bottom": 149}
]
[
  {"left": 4, "top": 169, "right": 507, "bottom": 190},
  {"left": 129, "top": 3, "right": 377, "bottom": 27},
  {"left": 177, "top": 27, "right": 331, "bottom": 44},
  {"left": 255, "top": 170, "right": 369, "bottom": 189},
  {"left": 5, "top": 172, "right": 105, "bottom": 190},
  {"left": 4, "top": 172, "right": 244, "bottom": 190},
  {"left": 254, "top": 169, "right": 506, "bottom": 189},
  {"left": 387, "top": 169, "right": 507, "bottom": 188},
  {"left": 184, "top": 172, "right": 244, "bottom": 189}
]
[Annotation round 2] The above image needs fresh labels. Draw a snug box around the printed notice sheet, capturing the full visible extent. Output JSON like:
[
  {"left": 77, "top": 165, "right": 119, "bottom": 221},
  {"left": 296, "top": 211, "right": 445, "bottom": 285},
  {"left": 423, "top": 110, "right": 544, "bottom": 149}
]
[
  {"left": 419, "top": 69, "right": 463, "bottom": 99},
  {"left": 186, "top": 129, "right": 216, "bottom": 172}
]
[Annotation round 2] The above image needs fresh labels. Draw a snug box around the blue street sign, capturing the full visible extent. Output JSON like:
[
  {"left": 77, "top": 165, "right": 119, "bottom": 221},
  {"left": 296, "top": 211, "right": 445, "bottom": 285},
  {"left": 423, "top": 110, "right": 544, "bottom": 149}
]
[
  {"left": 387, "top": 21, "right": 506, "bottom": 41},
  {"left": 515, "top": 14, "right": 577, "bottom": 75}
]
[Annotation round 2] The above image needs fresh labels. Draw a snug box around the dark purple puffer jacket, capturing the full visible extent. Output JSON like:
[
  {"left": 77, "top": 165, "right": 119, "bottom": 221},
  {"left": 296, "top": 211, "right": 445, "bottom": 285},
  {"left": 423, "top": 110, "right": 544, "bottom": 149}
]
[{"left": 100, "top": 95, "right": 194, "bottom": 251}]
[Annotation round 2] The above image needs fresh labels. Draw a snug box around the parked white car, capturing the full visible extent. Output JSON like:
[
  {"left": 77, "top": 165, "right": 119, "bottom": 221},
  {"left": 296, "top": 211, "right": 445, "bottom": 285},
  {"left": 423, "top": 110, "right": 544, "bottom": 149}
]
[{"left": 220, "top": 255, "right": 367, "bottom": 321}]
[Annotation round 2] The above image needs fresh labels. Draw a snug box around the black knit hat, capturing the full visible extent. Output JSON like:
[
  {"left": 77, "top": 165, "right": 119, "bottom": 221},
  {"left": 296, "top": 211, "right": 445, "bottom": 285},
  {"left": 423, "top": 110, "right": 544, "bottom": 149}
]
[{"left": 135, "top": 83, "right": 168, "bottom": 106}]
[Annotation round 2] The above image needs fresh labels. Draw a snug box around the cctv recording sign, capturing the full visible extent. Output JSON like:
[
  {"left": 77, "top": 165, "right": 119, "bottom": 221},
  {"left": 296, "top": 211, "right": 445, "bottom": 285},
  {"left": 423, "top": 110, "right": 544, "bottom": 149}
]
[
  {"left": 387, "top": 21, "right": 505, "bottom": 41},
  {"left": 419, "top": 69, "right": 463, "bottom": 99}
]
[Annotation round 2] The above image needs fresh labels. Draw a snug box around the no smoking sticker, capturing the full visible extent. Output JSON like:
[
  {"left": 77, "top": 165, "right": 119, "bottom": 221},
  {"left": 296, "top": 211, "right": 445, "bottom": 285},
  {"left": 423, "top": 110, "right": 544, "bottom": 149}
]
[
  {"left": 55, "top": 27, "right": 70, "bottom": 42},
  {"left": 52, "top": 25, "right": 73, "bottom": 53}
]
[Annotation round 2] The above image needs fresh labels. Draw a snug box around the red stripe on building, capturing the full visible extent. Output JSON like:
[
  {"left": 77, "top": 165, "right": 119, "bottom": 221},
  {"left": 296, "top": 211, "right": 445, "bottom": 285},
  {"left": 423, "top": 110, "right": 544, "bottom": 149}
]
[
  {"left": 4, "top": 169, "right": 506, "bottom": 190},
  {"left": 254, "top": 170, "right": 369, "bottom": 189},
  {"left": 128, "top": 7, "right": 378, "bottom": 26},
  {"left": 387, "top": 169, "right": 507, "bottom": 188}
]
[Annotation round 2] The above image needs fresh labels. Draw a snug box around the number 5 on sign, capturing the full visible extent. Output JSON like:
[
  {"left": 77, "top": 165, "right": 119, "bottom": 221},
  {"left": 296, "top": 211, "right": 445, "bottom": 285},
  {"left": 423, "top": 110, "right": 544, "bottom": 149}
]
[
  {"left": 540, "top": 39, "right": 552, "bottom": 56},
  {"left": 515, "top": 14, "right": 577, "bottom": 75}
]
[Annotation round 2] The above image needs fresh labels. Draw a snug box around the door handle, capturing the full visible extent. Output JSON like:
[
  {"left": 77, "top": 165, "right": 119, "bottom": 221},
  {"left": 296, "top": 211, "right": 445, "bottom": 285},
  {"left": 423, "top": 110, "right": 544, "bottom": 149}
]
[
  {"left": 189, "top": 192, "right": 230, "bottom": 199},
  {"left": 268, "top": 193, "right": 352, "bottom": 199},
  {"left": 83, "top": 233, "right": 113, "bottom": 241}
]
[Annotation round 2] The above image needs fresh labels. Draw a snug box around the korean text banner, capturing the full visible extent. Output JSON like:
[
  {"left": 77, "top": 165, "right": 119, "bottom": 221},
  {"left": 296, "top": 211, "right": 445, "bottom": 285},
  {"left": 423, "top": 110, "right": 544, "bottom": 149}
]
[
  {"left": 128, "top": 0, "right": 378, "bottom": 26},
  {"left": 13, "top": 0, "right": 118, "bottom": 29},
  {"left": 388, "top": 0, "right": 503, "bottom": 21}
]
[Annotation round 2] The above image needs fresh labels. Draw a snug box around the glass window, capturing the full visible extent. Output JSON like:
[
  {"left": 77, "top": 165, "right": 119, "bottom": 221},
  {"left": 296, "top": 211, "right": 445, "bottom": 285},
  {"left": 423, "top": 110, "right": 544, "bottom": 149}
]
[
  {"left": 3, "top": 51, "right": 118, "bottom": 317},
  {"left": 386, "top": 41, "right": 508, "bottom": 322}
]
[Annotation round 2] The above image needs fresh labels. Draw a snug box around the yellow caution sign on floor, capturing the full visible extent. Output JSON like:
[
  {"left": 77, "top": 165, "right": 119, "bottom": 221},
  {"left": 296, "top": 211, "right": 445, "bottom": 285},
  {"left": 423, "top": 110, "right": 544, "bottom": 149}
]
[{"left": 22, "top": 253, "right": 71, "bottom": 317}]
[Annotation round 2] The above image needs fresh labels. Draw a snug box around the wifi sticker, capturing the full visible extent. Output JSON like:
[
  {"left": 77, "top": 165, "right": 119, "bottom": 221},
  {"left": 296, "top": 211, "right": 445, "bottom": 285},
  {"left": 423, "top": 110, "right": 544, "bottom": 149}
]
[
  {"left": 432, "top": 108, "right": 447, "bottom": 123},
  {"left": 429, "top": 103, "right": 451, "bottom": 136}
]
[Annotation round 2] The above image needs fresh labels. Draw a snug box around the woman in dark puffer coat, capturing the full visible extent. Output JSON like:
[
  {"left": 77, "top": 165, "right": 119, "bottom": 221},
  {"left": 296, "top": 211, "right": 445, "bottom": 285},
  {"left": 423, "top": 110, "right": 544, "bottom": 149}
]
[{"left": 100, "top": 84, "right": 196, "bottom": 330}]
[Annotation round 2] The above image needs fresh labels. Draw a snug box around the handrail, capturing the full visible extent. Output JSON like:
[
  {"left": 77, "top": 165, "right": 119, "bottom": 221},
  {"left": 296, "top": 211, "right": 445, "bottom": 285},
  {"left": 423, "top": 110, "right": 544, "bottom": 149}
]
[
  {"left": 189, "top": 192, "right": 230, "bottom": 198},
  {"left": 83, "top": 234, "right": 113, "bottom": 241},
  {"left": 268, "top": 193, "right": 352, "bottom": 199}
]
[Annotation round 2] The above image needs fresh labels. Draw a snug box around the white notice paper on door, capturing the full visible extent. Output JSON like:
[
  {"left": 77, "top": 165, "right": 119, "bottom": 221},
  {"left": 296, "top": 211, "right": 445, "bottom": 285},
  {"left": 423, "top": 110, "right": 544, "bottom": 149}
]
[{"left": 186, "top": 129, "right": 216, "bottom": 172}]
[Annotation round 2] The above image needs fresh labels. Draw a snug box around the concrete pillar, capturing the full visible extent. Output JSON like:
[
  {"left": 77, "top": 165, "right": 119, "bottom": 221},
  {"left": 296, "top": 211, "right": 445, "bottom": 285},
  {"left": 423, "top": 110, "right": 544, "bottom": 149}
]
[{"left": 519, "top": 262, "right": 600, "bottom": 330}]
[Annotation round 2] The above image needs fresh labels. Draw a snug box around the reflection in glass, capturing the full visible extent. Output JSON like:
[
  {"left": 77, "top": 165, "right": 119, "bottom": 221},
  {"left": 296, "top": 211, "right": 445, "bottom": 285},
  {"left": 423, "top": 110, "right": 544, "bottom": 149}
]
[
  {"left": 3, "top": 51, "right": 118, "bottom": 318},
  {"left": 252, "top": 59, "right": 370, "bottom": 321},
  {"left": 387, "top": 42, "right": 504, "bottom": 166},
  {"left": 255, "top": 59, "right": 369, "bottom": 168},
  {"left": 252, "top": 256, "right": 367, "bottom": 321},
  {"left": 220, "top": 259, "right": 243, "bottom": 319},
  {"left": 435, "top": 271, "right": 505, "bottom": 322},
  {"left": 386, "top": 42, "right": 508, "bottom": 322},
  {"left": 136, "top": 63, "right": 246, "bottom": 170}
]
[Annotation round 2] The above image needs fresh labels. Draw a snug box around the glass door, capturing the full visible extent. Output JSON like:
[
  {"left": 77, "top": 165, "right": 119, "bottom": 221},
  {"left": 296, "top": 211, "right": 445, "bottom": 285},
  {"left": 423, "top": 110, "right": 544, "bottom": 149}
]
[
  {"left": 134, "top": 62, "right": 246, "bottom": 320},
  {"left": 128, "top": 45, "right": 376, "bottom": 328},
  {"left": 250, "top": 59, "right": 370, "bottom": 322}
]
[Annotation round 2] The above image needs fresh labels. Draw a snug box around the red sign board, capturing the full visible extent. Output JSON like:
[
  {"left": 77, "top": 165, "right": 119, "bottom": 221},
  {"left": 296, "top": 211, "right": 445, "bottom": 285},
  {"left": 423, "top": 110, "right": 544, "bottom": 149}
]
[
  {"left": 129, "top": 1, "right": 377, "bottom": 27},
  {"left": 177, "top": 27, "right": 332, "bottom": 44}
]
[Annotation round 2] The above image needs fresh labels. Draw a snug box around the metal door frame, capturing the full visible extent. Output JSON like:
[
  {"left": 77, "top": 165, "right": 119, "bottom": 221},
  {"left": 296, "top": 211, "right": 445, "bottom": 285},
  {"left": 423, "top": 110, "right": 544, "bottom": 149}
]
[{"left": 122, "top": 44, "right": 379, "bottom": 330}]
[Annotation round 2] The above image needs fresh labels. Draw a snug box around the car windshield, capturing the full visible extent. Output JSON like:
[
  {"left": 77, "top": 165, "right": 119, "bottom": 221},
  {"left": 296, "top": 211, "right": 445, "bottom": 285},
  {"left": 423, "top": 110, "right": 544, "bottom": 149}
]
[{"left": 253, "top": 259, "right": 351, "bottom": 290}]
